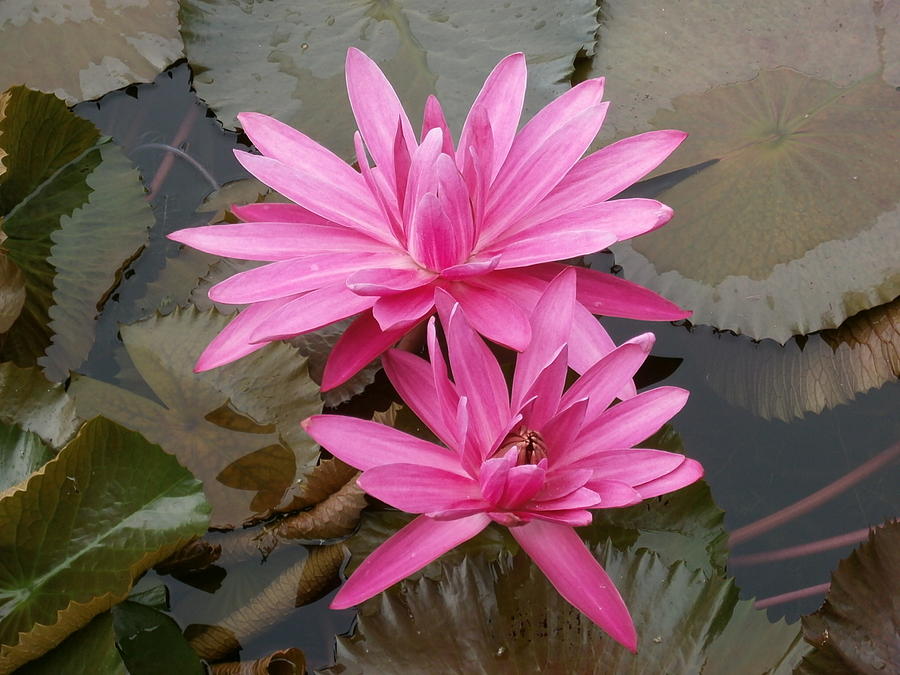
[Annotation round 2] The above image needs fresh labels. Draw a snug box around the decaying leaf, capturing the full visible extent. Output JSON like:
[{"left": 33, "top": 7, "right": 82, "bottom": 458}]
[
  {"left": 798, "top": 520, "right": 899, "bottom": 674},
  {"left": 210, "top": 648, "right": 306, "bottom": 675},
  {"left": 188, "top": 545, "right": 344, "bottom": 661},
  {"left": 278, "top": 457, "right": 360, "bottom": 514},
  {"left": 0, "top": 417, "right": 209, "bottom": 672},
  {"left": 71, "top": 306, "right": 322, "bottom": 528},
  {"left": 707, "top": 297, "right": 900, "bottom": 421},
  {"left": 155, "top": 536, "right": 223, "bottom": 576}
]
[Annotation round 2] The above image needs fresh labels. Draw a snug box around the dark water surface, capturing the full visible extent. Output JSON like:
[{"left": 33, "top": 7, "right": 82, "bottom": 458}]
[{"left": 74, "top": 63, "right": 898, "bottom": 669}]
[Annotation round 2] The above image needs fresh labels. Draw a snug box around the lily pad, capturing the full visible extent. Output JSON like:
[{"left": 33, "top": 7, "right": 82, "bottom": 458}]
[
  {"left": 798, "top": 520, "right": 899, "bottom": 674},
  {"left": 0, "top": 420, "right": 54, "bottom": 494},
  {"left": 0, "top": 362, "right": 81, "bottom": 448},
  {"left": 325, "top": 544, "right": 809, "bottom": 673},
  {"left": 0, "top": 0, "right": 182, "bottom": 104},
  {"left": 0, "top": 417, "right": 209, "bottom": 672},
  {"left": 0, "top": 86, "right": 154, "bottom": 380},
  {"left": 180, "top": 0, "right": 599, "bottom": 157},
  {"left": 14, "top": 613, "right": 125, "bottom": 675},
  {"left": 0, "top": 243, "right": 25, "bottom": 332},
  {"left": 707, "top": 297, "right": 900, "bottom": 421},
  {"left": 70, "top": 306, "right": 323, "bottom": 528},
  {"left": 586, "top": 1, "right": 900, "bottom": 342}
]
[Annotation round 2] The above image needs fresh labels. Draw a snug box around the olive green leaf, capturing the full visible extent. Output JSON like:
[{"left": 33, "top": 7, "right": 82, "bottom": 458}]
[
  {"left": 0, "top": 243, "right": 24, "bottom": 333},
  {"left": 0, "top": 362, "right": 81, "bottom": 449},
  {"left": 0, "top": 421, "right": 54, "bottom": 495},
  {"left": 0, "top": 86, "right": 153, "bottom": 380},
  {"left": 706, "top": 297, "right": 900, "bottom": 421},
  {"left": 14, "top": 613, "right": 125, "bottom": 675},
  {"left": 325, "top": 545, "right": 809, "bottom": 674},
  {"left": 111, "top": 600, "right": 204, "bottom": 675},
  {"left": 0, "top": 417, "right": 209, "bottom": 672},
  {"left": 70, "top": 306, "right": 323, "bottom": 528},
  {"left": 180, "top": 0, "right": 598, "bottom": 158},
  {"left": 798, "top": 520, "right": 899, "bottom": 674},
  {"left": 585, "top": 1, "right": 900, "bottom": 342},
  {"left": 0, "top": 1, "right": 182, "bottom": 105}
]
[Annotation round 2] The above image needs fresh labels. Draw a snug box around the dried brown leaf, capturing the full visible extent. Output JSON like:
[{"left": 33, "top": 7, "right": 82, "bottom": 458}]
[
  {"left": 154, "top": 536, "right": 222, "bottom": 576},
  {"left": 210, "top": 647, "right": 306, "bottom": 675},
  {"left": 279, "top": 458, "right": 360, "bottom": 513}
]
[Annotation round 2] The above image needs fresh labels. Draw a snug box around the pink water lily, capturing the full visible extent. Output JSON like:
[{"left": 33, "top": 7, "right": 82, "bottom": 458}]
[
  {"left": 302, "top": 269, "right": 703, "bottom": 650},
  {"left": 169, "top": 48, "right": 689, "bottom": 389}
]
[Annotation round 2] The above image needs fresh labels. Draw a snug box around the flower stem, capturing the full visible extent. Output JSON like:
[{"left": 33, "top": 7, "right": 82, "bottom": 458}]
[
  {"left": 754, "top": 582, "right": 832, "bottom": 610},
  {"left": 729, "top": 527, "right": 871, "bottom": 566}
]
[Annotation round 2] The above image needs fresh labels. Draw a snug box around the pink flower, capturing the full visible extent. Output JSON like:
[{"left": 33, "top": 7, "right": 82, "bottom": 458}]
[
  {"left": 170, "top": 49, "right": 689, "bottom": 389},
  {"left": 302, "top": 269, "right": 703, "bottom": 650}
]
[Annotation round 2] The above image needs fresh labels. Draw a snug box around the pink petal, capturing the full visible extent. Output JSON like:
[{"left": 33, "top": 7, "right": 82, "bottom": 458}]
[
  {"left": 234, "top": 151, "right": 392, "bottom": 245},
  {"left": 525, "top": 129, "right": 688, "bottom": 226},
  {"left": 250, "top": 283, "right": 377, "bottom": 342},
  {"left": 344, "top": 48, "right": 417, "bottom": 197},
  {"left": 331, "top": 513, "right": 490, "bottom": 609},
  {"left": 534, "top": 466, "right": 594, "bottom": 501},
  {"left": 567, "top": 302, "right": 619, "bottom": 375},
  {"left": 439, "top": 255, "right": 501, "bottom": 280},
  {"left": 427, "top": 317, "right": 464, "bottom": 451},
  {"left": 529, "top": 486, "right": 603, "bottom": 511},
  {"left": 478, "top": 455, "right": 513, "bottom": 505},
  {"left": 560, "top": 333, "right": 654, "bottom": 422},
  {"left": 585, "top": 479, "right": 643, "bottom": 508},
  {"left": 436, "top": 291, "right": 511, "bottom": 453},
  {"left": 490, "top": 198, "right": 674, "bottom": 254},
  {"left": 402, "top": 128, "right": 444, "bottom": 225},
  {"left": 194, "top": 296, "right": 298, "bottom": 371},
  {"left": 589, "top": 448, "right": 687, "bottom": 485},
  {"left": 421, "top": 95, "right": 455, "bottom": 155},
  {"left": 457, "top": 52, "right": 526, "bottom": 181},
  {"left": 355, "top": 131, "right": 404, "bottom": 245},
  {"left": 301, "top": 415, "right": 464, "bottom": 474},
  {"left": 435, "top": 154, "right": 475, "bottom": 259},
  {"left": 511, "top": 519, "right": 637, "bottom": 651},
  {"left": 358, "top": 464, "right": 482, "bottom": 513},
  {"left": 511, "top": 267, "right": 576, "bottom": 410},
  {"left": 521, "top": 509, "right": 594, "bottom": 527},
  {"left": 540, "top": 397, "right": 588, "bottom": 459},
  {"left": 634, "top": 457, "right": 704, "bottom": 498},
  {"left": 231, "top": 202, "right": 335, "bottom": 225},
  {"left": 522, "top": 346, "right": 568, "bottom": 429},
  {"left": 321, "top": 310, "right": 414, "bottom": 391},
  {"left": 500, "top": 463, "right": 547, "bottom": 508},
  {"left": 208, "top": 252, "right": 409, "bottom": 304},
  {"left": 169, "top": 221, "right": 396, "bottom": 261},
  {"left": 444, "top": 282, "right": 531, "bottom": 351},
  {"left": 492, "top": 229, "right": 617, "bottom": 269},
  {"left": 382, "top": 347, "right": 457, "bottom": 447},
  {"left": 372, "top": 285, "right": 435, "bottom": 330},
  {"left": 407, "top": 192, "right": 459, "bottom": 270},
  {"left": 565, "top": 387, "right": 690, "bottom": 465},
  {"left": 345, "top": 266, "right": 436, "bottom": 296}
]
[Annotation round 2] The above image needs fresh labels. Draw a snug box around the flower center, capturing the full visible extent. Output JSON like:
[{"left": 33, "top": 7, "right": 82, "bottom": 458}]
[{"left": 498, "top": 425, "right": 548, "bottom": 466}]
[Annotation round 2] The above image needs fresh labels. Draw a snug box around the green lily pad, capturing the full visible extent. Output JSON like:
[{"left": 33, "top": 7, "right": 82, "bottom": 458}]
[
  {"left": 70, "top": 306, "right": 323, "bottom": 528},
  {"left": 0, "top": 362, "right": 81, "bottom": 449},
  {"left": 14, "top": 613, "right": 125, "bottom": 675},
  {"left": 0, "top": 420, "right": 54, "bottom": 494},
  {"left": 707, "top": 296, "right": 900, "bottom": 421},
  {"left": 180, "top": 0, "right": 599, "bottom": 158},
  {"left": 585, "top": 1, "right": 900, "bottom": 342},
  {"left": 0, "top": 86, "right": 154, "bottom": 380},
  {"left": 0, "top": 417, "right": 209, "bottom": 672},
  {"left": 325, "top": 544, "right": 809, "bottom": 673},
  {"left": 0, "top": 1, "right": 182, "bottom": 104},
  {"left": 0, "top": 243, "right": 25, "bottom": 332},
  {"left": 798, "top": 520, "right": 899, "bottom": 674}
]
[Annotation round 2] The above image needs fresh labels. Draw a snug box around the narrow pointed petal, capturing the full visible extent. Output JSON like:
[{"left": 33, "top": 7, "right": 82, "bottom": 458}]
[
  {"left": 459, "top": 105, "right": 494, "bottom": 198},
  {"left": 584, "top": 479, "right": 643, "bottom": 507},
  {"left": 382, "top": 347, "right": 457, "bottom": 447},
  {"left": 231, "top": 202, "right": 335, "bottom": 225},
  {"left": 194, "top": 296, "right": 298, "bottom": 371},
  {"left": 346, "top": 266, "right": 436, "bottom": 296},
  {"left": 560, "top": 333, "right": 654, "bottom": 422},
  {"left": 345, "top": 48, "right": 417, "bottom": 194},
  {"left": 250, "top": 284, "right": 377, "bottom": 342},
  {"left": 358, "top": 464, "right": 481, "bottom": 512},
  {"left": 435, "top": 154, "right": 475, "bottom": 257},
  {"left": 458, "top": 52, "right": 526, "bottom": 181},
  {"left": 302, "top": 415, "right": 464, "bottom": 474},
  {"left": 567, "top": 301, "right": 617, "bottom": 374},
  {"left": 427, "top": 317, "right": 462, "bottom": 447},
  {"left": 511, "top": 520, "right": 637, "bottom": 651},
  {"left": 512, "top": 267, "right": 576, "bottom": 410},
  {"left": 421, "top": 95, "right": 454, "bottom": 155},
  {"left": 208, "top": 252, "right": 409, "bottom": 304},
  {"left": 525, "top": 129, "right": 689, "bottom": 226},
  {"left": 522, "top": 509, "right": 594, "bottom": 527},
  {"left": 402, "top": 127, "right": 444, "bottom": 225},
  {"left": 407, "top": 192, "right": 460, "bottom": 270},
  {"left": 455, "top": 396, "right": 482, "bottom": 477},
  {"left": 522, "top": 346, "right": 568, "bottom": 429},
  {"left": 540, "top": 398, "right": 588, "bottom": 460},
  {"left": 530, "top": 486, "right": 603, "bottom": 511},
  {"left": 590, "top": 448, "right": 687, "bottom": 485},
  {"left": 634, "top": 457, "right": 704, "bottom": 498},
  {"left": 437, "top": 291, "right": 511, "bottom": 452},
  {"left": 372, "top": 285, "right": 435, "bottom": 330},
  {"left": 440, "top": 255, "right": 501, "bottom": 280},
  {"left": 493, "top": 230, "right": 617, "bottom": 269},
  {"left": 355, "top": 131, "right": 404, "bottom": 244},
  {"left": 483, "top": 103, "right": 609, "bottom": 244},
  {"left": 479, "top": 455, "right": 513, "bottom": 505},
  {"left": 534, "top": 467, "right": 594, "bottom": 501},
  {"left": 321, "top": 311, "right": 414, "bottom": 391},
  {"left": 444, "top": 282, "right": 531, "bottom": 351},
  {"left": 500, "top": 463, "right": 547, "bottom": 508},
  {"left": 566, "top": 387, "right": 690, "bottom": 465},
  {"left": 169, "top": 222, "right": 396, "bottom": 261},
  {"left": 234, "top": 151, "right": 392, "bottom": 244},
  {"left": 331, "top": 513, "right": 490, "bottom": 609}
]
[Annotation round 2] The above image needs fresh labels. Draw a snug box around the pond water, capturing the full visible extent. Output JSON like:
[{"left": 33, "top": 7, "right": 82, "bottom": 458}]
[{"left": 68, "top": 61, "right": 898, "bottom": 669}]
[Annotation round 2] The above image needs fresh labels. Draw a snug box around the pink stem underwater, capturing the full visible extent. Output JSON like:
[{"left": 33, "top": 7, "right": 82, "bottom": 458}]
[
  {"left": 729, "top": 527, "right": 872, "bottom": 566},
  {"left": 754, "top": 582, "right": 831, "bottom": 610},
  {"left": 147, "top": 104, "right": 202, "bottom": 199},
  {"left": 729, "top": 440, "right": 900, "bottom": 547}
]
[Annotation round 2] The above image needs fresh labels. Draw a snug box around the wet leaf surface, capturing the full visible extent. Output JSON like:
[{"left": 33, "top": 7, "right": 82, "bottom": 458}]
[
  {"left": 0, "top": 362, "right": 81, "bottom": 448},
  {"left": 798, "top": 520, "right": 899, "bottom": 674},
  {"left": 707, "top": 297, "right": 900, "bottom": 421},
  {"left": 180, "top": 0, "right": 598, "bottom": 158},
  {"left": 0, "top": 0, "right": 182, "bottom": 105},
  {"left": 111, "top": 600, "right": 204, "bottom": 675},
  {"left": 70, "top": 306, "right": 323, "bottom": 528},
  {"left": 0, "top": 420, "right": 54, "bottom": 494},
  {"left": 0, "top": 87, "right": 154, "bottom": 380},
  {"left": 0, "top": 244, "right": 25, "bottom": 332},
  {"left": 324, "top": 544, "right": 809, "bottom": 674},
  {"left": 0, "top": 417, "right": 209, "bottom": 672},
  {"left": 587, "top": 1, "right": 900, "bottom": 341},
  {"left": 15, "top": 612, "right": 126, "bottom": 675}
]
